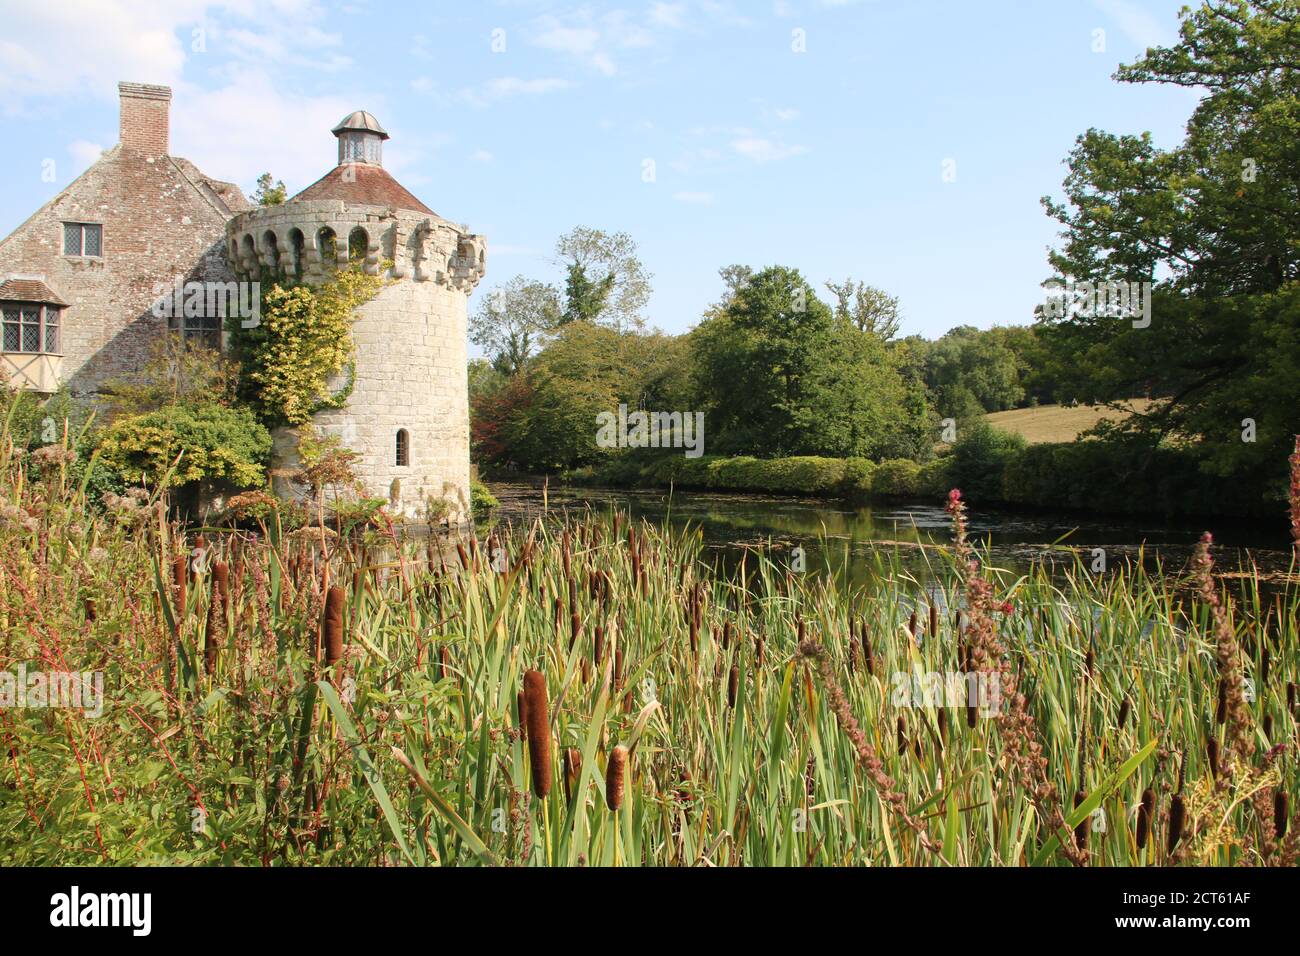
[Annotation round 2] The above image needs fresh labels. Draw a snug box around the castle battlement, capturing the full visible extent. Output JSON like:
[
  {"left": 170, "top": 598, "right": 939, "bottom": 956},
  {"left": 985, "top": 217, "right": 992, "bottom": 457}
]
[{"left": 226, "top": 201, "right": 486, "bottom": 292}]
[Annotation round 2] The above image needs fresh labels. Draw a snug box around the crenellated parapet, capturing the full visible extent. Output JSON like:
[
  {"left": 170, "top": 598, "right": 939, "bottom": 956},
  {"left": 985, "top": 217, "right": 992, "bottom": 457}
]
[{"left": 225, "top": 201, "right": 486, "bottom": 292}]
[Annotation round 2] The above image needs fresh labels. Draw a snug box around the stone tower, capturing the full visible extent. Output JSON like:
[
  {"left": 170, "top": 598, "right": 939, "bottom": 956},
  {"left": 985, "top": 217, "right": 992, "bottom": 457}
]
[{"left": 226, "top": 111, "right": 485, "bottom": 523}]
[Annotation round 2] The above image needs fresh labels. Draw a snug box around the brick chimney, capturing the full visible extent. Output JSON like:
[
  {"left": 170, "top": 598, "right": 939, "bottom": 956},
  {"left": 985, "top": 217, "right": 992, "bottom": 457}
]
[{"left": 118, "top": 82, "right": 171, "bottom": 156}]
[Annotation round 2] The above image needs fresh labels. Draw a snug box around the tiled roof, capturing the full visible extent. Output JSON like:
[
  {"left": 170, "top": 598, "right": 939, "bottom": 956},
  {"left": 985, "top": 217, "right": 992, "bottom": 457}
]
[
  {"left": 289, "top": 163, "right": 434, "bottom": 214},
  {"left": 0, "top": 278, "right": 67, "bottom": 306}
]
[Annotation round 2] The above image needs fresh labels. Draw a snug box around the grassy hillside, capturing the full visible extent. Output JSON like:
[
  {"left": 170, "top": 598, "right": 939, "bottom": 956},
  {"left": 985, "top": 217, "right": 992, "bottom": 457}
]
[{"left": 986, "top": 400, "right": 1153, "bottom": 444}]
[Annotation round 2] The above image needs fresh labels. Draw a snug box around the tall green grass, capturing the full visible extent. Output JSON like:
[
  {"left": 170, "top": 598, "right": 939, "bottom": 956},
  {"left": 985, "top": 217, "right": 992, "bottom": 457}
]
[{"left": 0, "top": 415, "right": 1296, "bottom": 865}]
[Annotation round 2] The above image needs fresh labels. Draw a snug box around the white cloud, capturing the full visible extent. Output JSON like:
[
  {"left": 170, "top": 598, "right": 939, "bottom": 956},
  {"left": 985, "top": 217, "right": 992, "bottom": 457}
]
[
  {"left": 673, "top": 190, "right": 715, "bottom": 205},
  {"left": 731, "top": 137, "right": 809, "bottom": 162},
  {"left": 68, "top": 140, "right": 104, "bottom": 170},
  {"left": 774, "top": 107, "right": 800, "bottom": 121},
  {"left": 649, "top": 2, "right": 688, "bottom": 29},
  {"left": 470, "top": 149, "right": 494, "bottom": 163},
  {"left": 454, "top": 76, "right": 573, "bottom": 107},
  {"left": 170, "top": 68, "right": 360, "bottom": 191}
]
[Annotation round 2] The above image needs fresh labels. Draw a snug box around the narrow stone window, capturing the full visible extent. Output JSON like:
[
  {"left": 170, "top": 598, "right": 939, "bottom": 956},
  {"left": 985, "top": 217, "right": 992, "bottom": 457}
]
[{"left": 395, "top": 429, "right": 410, "bottom": 467}]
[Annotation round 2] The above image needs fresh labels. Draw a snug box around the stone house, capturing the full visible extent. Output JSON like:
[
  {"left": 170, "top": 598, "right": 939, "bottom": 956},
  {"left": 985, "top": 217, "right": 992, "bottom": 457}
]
[{"left": 0, "top": 83, "right": 249, "bottom": 396}]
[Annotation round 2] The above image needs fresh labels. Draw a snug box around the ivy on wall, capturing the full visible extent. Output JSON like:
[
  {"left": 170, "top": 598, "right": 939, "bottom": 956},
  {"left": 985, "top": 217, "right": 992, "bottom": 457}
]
[{"left": 232, "top": 268, "right": 384, "bottom": 426}]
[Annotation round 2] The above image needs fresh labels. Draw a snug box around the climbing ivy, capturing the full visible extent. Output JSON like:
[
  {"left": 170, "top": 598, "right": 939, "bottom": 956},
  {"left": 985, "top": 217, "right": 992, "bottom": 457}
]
[{"left": 232, "top": 267, "right": 383, "bottom": 426}]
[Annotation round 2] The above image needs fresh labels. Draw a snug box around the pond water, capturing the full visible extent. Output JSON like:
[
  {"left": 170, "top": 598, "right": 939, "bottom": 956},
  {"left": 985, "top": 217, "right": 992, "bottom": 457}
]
[{"left": 481, "top": 481, "right": 1295, "bottom": 589}]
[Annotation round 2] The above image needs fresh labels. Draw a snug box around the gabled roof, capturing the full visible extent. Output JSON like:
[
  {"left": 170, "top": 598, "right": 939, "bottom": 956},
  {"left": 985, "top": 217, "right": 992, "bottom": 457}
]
[
  {"left": 289, "top": 163, "right": 434, "bottom": 214},
  {"left": 0, "top": 278, "right": 67, "bottom": 306}
]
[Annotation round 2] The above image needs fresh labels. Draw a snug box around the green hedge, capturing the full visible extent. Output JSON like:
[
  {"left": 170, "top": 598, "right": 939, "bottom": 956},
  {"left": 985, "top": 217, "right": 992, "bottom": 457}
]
[{"left": 566, "top": 435, "right": 1275, "bottom": 518}]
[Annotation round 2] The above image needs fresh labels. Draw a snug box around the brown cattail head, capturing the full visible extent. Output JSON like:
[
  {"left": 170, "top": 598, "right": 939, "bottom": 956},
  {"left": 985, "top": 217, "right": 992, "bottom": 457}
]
[
  {"left": 1167, "top": 793, "right": 1186, "bottom": 854},
  {"left": 929, "top": 604, "right": 938, "bottom": 639},
  {"left": 1205, "top": 736, "right": 1219, "bottom": 778},
  {"left": 727, "top": 664, "right": 740, "bottom": 708},
  {"left": 84, "top": 597, "right": 96, "bottom": 622},
  {"left": 323, "top": 585, "right": 345, "bottom": 668},
  {"left": 1216, "top": 677, "right": 1227, "bottom": 725},
  {"left": 523, "top": 670, "right": 552, "bottom": 798},
  {"left": 1118, "top": 697, "right": 1131, "bottom": 731},
  {"left": 605, "top": 744, "right": 628, "bottom": 811},
  {"left": 1262, "top": 713, "right": 1273, "bottom": 742},
  {"left": 1136, "top": 789, "right": 1153, "bottom": 850},
  {"left": 439, "top": 644, "right": 452, "bottom": 682},
  {"left": 754, "top": 635, "right": 765, "bottom": 667},
  {"left": 908, "top": 611, "right": 917, "bottom": 640},
  {"left": 897, "top": 715, "right": 907, "bottom": 755},
  {"left": 1275, "top": 790, "right": 1289, "bottom": 839},
  {"left": 593, "top": 624, "right": 604, "bottom": 666},
  {"left": 172, "top": 555, "right": 188, "bottom": 619},
  {"left": 1287, "top": 680, "right": 1297, "bottom": 713}
]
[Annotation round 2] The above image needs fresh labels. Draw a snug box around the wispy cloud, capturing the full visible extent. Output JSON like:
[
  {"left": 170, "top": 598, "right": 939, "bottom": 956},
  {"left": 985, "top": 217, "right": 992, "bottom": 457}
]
[{"left": 731, "top": 137, "right": 809, "bottom": 162}]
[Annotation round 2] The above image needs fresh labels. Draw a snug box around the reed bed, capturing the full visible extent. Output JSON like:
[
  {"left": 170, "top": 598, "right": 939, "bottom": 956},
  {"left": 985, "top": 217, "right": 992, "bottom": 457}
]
[{"left": 1, "top": 420, "right": 1298, "bottom": 866}]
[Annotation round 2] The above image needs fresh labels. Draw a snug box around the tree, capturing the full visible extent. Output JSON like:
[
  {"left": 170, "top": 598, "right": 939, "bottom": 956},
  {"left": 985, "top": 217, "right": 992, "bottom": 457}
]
[
  {"left": 555, "top": 227, "right": 652, "bottom": 330},
  {"left": 825, "top": 278, "right": 902, "bottom": 340},
  {"left": 251, "top": 173, "right": 287, "bottom": 206},
  {"left": 690, "top": 266, "right": 912, "bottom": 458},
  {"left": 471, "top": 275, "right": 562, "bottom": 376},
  {"left": 1039, "top": 0, "right": 1300, "bottom": 494}
]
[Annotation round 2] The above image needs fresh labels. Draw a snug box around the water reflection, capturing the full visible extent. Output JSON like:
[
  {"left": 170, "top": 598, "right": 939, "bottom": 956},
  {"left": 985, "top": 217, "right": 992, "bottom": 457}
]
[{"left": 483, "top": 482, "right": 1293, "bottom": 587}]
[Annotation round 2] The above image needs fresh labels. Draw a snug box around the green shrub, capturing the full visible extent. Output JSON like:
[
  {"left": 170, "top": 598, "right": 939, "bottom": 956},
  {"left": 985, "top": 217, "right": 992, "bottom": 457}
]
[
  {"left": 917, "top": 457, "right": 952, "bottom": 498},
  {"left": 842, "top": 457, "right": 877, "bottom": 503},
  {"left": 872, "top": 459, "right": 922, "bottom": 497},
  {"left": 97, "top": 403, "right": 272, "bottom": 489},
  {"left": 948, "top": 422, "right": 1025, "bottom": 503},
  {"left": 471, "top": 479, "right": 499, "bottom": 518}
]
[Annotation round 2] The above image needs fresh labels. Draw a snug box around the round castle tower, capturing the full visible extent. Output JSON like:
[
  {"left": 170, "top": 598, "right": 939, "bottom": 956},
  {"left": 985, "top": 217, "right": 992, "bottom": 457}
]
[{"left": 226, "top": 111, "right": 485, "bottom": 523}]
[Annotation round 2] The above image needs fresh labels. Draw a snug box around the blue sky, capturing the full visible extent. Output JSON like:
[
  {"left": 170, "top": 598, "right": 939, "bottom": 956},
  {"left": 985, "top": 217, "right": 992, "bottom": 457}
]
[{"left": 0, "top": 0, "right": 1202, "bottom": 344}]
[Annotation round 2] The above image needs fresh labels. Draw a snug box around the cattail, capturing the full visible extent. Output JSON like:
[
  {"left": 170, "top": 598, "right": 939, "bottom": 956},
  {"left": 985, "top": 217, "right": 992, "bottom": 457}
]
[
  {"left": 1136, "top": 788, "right": 1154, "bottom": 849},
  {"left": 455, "top": 540, "right": 469, "bottom": 570},
  {"left": 897, "top": 715, "right": 907, "bottom": 755},
  {"left": 84, "top": 597, "right": 96, "bottom": 622},
  {"left": 727, "top": 664, "right": 740, "bottom": 708},
  {"left": 323, "top": 585, "right": 345, "bottom": 670},
  {"left": 593, "top": 624, "right": 604, "bottom": 666},
  {"left": 439, "top": 644, "right": 452, "bottom": 682},
  {"left": 1117, "top": 697, "right": 1131, "bottom": 731},
  {"left": 754, "top": 635, "right": 765, "bottom": 667},
  {"left": 172, "top": 555, "right": 188, "bottom": 620},
  {"left": 1084, "top": 646, "right": 1095, "bottom": 678},
  {"left": 1073, "top": 790, "right": 1089, "bottom": 850},
  {"left": 517, "top": 690, "right": 528, "bottom": 741},
  {"left": 1216, "top": 677, "right": 1227, "bottom": 725},
  {"left": 929, "top": 604, "right": 938, "bottom": 639},
  {"left": 1275, "top": 790, "right": 1289, "bottom": 839},
  {"left": 1263, "top": 713, "right": 1273, "bottom": 742},
  {"left": 863, "top": 637, "right": 875, "bottom": 677},
  {"left": 563, "top": 747, "right": 581, "bottom": 804},
  {"left": 1167, "top": 793, "right": 1186, "bottom": 854},
  {"left": 523, "top": 670, "right": 552, "bottom": 798},
  {"left": 1205, "top": 736, "right": 1219, "bottom": 778},
  {"left": 908, "top": 611, "right": 917, "bottom": 640},
  {"left": 1288, "top": 681, "right": 1297, "bottom": 714},
  {"left": 605, "top": 744, "right": 628, "bottom": 811}
]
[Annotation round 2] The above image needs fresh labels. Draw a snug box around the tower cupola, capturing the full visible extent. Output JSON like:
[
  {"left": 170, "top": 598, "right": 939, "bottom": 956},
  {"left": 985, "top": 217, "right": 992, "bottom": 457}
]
[{"left": 332, "top": 110, "right": 388, "bottom": 166}]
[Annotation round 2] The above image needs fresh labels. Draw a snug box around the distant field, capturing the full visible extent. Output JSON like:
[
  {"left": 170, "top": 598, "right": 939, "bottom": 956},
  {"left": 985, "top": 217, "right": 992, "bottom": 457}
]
[{"left": 985, "top": 400, "right": 1153, "bottom": 444}]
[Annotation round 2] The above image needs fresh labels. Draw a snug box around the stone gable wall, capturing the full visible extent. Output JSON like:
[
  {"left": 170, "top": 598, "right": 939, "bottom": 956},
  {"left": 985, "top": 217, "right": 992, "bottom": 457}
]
[{"left": 0, "top": 146, "right": 236, "bottom": 396}]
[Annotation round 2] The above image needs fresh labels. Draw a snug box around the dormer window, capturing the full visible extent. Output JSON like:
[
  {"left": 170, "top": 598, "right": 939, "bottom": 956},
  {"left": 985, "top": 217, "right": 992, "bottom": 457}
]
[{"left": 63, "top": 222, "right": 102, "bottom": 257}]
